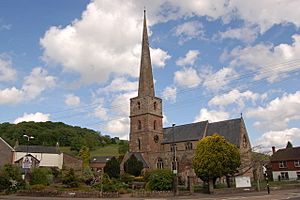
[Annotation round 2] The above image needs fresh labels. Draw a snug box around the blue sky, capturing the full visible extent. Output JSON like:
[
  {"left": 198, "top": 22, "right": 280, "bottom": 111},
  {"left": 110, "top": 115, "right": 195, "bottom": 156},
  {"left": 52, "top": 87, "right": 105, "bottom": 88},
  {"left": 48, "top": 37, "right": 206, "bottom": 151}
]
[{"left": 1, "top": 0, "right": 300, "bottom": 152}]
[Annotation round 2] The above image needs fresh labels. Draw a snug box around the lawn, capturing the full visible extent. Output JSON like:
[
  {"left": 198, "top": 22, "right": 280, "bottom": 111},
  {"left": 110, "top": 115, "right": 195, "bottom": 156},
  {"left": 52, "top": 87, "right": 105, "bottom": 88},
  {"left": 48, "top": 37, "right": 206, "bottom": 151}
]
[{"left": 60, "top": 144, "right": 120, "bottom": 157}]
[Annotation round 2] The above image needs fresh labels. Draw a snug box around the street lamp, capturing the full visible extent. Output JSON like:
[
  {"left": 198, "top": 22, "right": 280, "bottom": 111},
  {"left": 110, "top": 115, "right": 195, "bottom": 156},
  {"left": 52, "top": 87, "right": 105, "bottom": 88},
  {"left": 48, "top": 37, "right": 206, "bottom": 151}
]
[
  {"left": 23, "top": 134, "right": 34, "bottom": 179},
  {"left": 23, "top": 134, "right": 34, "bottom": 155}
]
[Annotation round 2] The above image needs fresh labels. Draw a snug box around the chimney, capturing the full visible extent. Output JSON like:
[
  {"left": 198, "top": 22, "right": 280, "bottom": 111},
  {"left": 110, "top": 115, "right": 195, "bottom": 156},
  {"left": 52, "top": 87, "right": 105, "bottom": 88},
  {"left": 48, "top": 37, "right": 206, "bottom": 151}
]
[{"left": 272, "top": 146, "right": 276, "bottom": 154}]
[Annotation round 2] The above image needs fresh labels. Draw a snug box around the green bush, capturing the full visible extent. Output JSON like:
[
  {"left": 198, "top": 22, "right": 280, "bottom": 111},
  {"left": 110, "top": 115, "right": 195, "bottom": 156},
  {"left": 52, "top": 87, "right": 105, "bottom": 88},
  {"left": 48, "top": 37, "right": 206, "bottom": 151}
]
[
  {"left": 120, "top": 173, "right": 135, "bottom": 184},
  {"left": 124, "top": 155, "right": 143, "bottom": 176},
  {"left": 0, "top": 164, "right": 25, "bottom": 192},
  {"left": 30, "top": 168, "right": 53, "bottom": 186},
  {"left": 62, "top": 168, "right": 80, "bottom": 188},
  {"left": 104, "top": 157, "right": 120, "bottom": 179},
  {"left": 147, "top": 169, "right": 173, "bottom": 191}
]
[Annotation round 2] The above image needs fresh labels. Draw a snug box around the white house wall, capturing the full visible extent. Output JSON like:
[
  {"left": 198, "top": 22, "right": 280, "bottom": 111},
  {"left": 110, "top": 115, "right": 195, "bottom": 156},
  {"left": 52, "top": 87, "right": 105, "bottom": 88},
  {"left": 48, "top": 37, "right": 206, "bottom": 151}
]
[
  {"left": 14, "top": 152, "right": 63, "bottom": 169},
  {"left": 273, "top": 171, "right": 300, "bottom": 181}
]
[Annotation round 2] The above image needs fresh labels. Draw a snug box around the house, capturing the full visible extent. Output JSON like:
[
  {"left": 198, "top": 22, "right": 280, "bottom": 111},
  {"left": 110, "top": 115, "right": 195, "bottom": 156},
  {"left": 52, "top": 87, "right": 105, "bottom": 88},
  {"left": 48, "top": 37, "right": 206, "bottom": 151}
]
[
  {"left": 0, "top": 137, "right": 14, "bottom": 167},
  {"left": 90, "top": 156, "right": 113, "bottom": 172},
  {"left": 270, "top": 146, "right": 300, "bottom": 181}
]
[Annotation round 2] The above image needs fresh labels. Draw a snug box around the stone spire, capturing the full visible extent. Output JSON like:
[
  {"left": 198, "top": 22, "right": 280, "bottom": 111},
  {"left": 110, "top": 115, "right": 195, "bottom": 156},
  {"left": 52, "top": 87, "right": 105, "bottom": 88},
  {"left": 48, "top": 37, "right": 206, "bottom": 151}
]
[{"left": 138, "top": 9, "right": 155, "bottom": 97}]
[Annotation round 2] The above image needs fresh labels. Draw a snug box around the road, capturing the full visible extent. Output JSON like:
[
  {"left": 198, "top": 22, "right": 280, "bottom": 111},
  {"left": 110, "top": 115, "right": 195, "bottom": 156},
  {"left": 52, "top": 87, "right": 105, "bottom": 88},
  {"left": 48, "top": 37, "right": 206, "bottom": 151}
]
[{"left": 0, "top": 189, "right": 299, "bottom": 200}]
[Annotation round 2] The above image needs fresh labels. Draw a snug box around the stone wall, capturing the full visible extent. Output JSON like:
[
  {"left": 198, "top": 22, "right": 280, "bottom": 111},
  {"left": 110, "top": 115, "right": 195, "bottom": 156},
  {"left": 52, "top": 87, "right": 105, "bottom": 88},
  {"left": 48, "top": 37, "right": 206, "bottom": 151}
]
[{"left": 0, "top": 137, "right": 13, "bottom": 167}]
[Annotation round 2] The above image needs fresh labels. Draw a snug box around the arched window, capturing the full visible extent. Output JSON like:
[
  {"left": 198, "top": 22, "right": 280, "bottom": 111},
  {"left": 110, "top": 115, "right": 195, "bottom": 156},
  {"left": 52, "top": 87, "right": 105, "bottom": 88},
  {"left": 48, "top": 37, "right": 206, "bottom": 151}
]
[
  {"left": 137, "top": 102, "right": 141, "bottom": 110},
  {"left": 154, "top": 102, "right": 157, "bottom": 110},
  {"left": 157, "top": 158, "right": 164, "bottom": 169},
  {"left": 171, "top": 157, "right": 178, "bottom": 172},
  {"left": 153, "top": 120, "right": 156, "bottom": 130},
  {"left": 138, "top": 138, "right": 141, "bottom": 150},
  {"left": 185, "top": 142, "right": 193, "bottom": 150},
  {"left": 138, "top": 120, "right": 142, "bottom": 130}
]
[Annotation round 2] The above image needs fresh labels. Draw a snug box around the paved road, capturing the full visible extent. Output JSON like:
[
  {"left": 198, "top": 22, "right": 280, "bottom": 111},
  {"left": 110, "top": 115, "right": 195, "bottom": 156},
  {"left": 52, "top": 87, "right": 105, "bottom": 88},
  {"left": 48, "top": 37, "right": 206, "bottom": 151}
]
[{"left": 0, "top": 189, "right": 299, "bottom": 200}]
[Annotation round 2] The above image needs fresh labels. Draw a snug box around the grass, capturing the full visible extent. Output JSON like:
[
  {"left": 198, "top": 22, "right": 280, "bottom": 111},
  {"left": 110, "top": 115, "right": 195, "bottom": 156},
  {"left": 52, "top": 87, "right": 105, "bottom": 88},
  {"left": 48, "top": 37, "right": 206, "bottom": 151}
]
[{"left": 60, "top": 144, "right": 120, "bottom": 157}]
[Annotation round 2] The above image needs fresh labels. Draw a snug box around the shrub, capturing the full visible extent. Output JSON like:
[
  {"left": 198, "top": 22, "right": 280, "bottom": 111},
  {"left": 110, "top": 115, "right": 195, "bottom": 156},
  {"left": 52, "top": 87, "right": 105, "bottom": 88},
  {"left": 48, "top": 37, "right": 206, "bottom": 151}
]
[
  {"left": 62, "top": 168, "right": 79, "bottom": 188},
  {"left": 0, "top": 164, "right": 25, "bottom": 192},
  {"left": 147, "top": 169, "right": 173, "bottom": 191},
  {"left": 0, "top": 176, "right": 10, "bottom": 192},
  {"left": 104, "top": 157, "right": 120, "bottom": 179},
  {"left": 82, "top": 167, "right": 94, "bottom": 185},
  {"left": 120, "top": 173, "right": 135, "bottom": 184},
  {"left": 30, "top": 168, "right": 53, "bottom": 186}
]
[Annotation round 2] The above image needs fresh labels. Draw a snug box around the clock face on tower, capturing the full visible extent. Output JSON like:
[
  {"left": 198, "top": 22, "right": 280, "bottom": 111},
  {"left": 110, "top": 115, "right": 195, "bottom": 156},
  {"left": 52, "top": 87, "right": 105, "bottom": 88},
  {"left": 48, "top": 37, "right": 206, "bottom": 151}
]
[{"left": 154, "top": 135, "right": 159, "bottom": 143}]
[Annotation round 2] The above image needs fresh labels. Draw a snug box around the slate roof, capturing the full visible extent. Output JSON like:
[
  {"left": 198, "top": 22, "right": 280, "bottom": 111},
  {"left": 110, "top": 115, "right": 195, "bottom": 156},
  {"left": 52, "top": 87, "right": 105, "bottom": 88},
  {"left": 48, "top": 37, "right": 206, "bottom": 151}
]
[
  {"left": 15, "top": 145, "right": 60, "bottom": 154},
  {"left": 270, "top": 147, "right": 300, "bottom": 162},
  {"left": 162, "top": 118, "right": 243, "bottom": 146},
  {"left": 163, "top": 121, "right": 208, "bottom": 144},
  {"left": 90, "top": 156, "right": 113, "bottom": 163},
  {"left": 206, "top": 118, "right": 242, "bottom": 146}
]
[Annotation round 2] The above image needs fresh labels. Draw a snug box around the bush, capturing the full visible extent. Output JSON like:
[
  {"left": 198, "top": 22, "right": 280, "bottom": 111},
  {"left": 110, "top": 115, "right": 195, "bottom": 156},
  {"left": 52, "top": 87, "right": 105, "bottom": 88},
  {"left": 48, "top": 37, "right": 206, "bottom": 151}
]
[
  {"left": 120, "top": 173, "right": 135, "bottom": 184},
  {"left": 0, "top": 176, "right": 10, "bottom": 192},
  {"left": 30, "top": 168, "right": 53, "bottom": 186},
  {"left": 104, "top": 157, "right": 120, "bottom": 179},
  {"left": 124, "top": 155, "right": 143, "bottom": 176},
  {"left": 82, "top": 167, "right": 94, "bottom": 185},
  {"left": 0, "top": 164, "right": 25, "bottom": 192},
  {"left": 147, "top": 169, "right": 173, "bottom": 191},
  {"left": 62, "top": 168, "right": 80, "bottom": 188}
]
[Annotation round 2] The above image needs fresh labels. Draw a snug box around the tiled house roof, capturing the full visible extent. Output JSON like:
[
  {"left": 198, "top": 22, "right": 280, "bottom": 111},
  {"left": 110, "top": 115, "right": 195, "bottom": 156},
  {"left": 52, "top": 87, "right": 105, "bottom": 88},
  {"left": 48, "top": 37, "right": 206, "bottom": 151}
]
[
  {"left": 90, "top": 156, "right": 113, "bottom": 163},
  {"left": 270, "top": 147, "right": 300, "bottom": 162},
  {"left": 15, "top": 145, "right": 60, "bottom": 154}
]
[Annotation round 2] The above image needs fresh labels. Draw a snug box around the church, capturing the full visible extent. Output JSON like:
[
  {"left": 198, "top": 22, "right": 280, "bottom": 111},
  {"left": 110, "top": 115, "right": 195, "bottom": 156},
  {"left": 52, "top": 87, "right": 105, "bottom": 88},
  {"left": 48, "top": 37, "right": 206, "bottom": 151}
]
[{"left": 121, "top": 11, "right": 253, "bottom": 182}]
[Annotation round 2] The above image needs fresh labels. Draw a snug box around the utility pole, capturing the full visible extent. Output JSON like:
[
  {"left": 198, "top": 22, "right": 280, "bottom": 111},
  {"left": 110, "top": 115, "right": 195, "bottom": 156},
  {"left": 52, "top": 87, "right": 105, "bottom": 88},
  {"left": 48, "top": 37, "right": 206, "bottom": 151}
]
[
  {"left": 172, "top": 123, "right": 178, "bottom": 196},
  {"left": 23, "top": 134, "right": 34, "bottom": 179}
]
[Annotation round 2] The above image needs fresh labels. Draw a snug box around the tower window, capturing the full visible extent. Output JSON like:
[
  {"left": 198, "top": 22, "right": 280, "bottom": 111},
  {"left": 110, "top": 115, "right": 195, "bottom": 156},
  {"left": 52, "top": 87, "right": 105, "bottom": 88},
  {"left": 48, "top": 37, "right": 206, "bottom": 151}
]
[
  {"left": 154, "top": 120, "right": 156, "bottom": 130},
  {"left": 138, "top": 120, "right": 142, "bottom": 130},
  {"left": 137, "top": 102, "right": 141, "bottom": 110},
  {"left": 157, "top": 158, "right": 164, "bottom": 169},
  {"left": 138, "top": 139, "right": 141, "bottom": 150},
  {"left": 154, "top": 102, "right": 157, "bottom": 110}
]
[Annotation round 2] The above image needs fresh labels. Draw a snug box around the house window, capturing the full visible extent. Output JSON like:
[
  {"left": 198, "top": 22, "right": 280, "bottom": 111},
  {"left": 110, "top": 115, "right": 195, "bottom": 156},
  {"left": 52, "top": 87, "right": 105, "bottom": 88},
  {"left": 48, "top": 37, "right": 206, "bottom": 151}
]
[
  {"left": 157, "top": 158, "right": 164, "bottom": 169},
  {"left": 138, "top": 120, "right": 142, "bottom": 130},
  {"left": 137, "top": 102, "right": 141, "bottom": 109},
  {"left": 279, "top": 161, "right": 287, "bottom": 168},
  {"left": 138, "top": 139, "right": 141, "bottom": 150},
  {"left": 297, "top": 172, "right": 300, "bottom": 180},
  {"left": 154, "top": 102, "right": 157, "bottom": 110},
  {"left": 153, "top": 120, "right": 156, "bottom": 130},
  {"left": 171, "top": 157, "right": 178, "bottom": 172},
  {"left": 170, "top": 144, "right": 177, "bottom": 152},
  {"left": 185, "top": 142, "right": 193, "bottom": 150},
  {"left": 280, "top": 172, "right": 289, "bottom": 180},
  {"left": 294, "top": 160, "right": 300, "bottom": 167}
]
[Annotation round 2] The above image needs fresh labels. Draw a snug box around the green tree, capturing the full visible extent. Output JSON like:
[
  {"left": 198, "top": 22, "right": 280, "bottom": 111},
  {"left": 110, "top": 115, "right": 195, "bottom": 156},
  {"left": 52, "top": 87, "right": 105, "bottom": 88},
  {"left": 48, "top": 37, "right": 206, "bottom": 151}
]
[
  {"left": 104, "top": 157, "right": 120, "bottom": 179},
  {"left": 0, "top": 164, "right": 25, "bottom": 192},
  {"left": 124, "top": 155, "right": 143, "bottom": 176},
  {"left": 62, "top": 168, "right": 79, "bottom": 188},
  {"left": 147, "top": 169, "right": 173, "bottom": 191},
  {"left": 286, "top": 141, "right": 293, "bottom": 148},
  {"left": 193, "top": 134, "right": 240, "bottom": 193},
  {"left": 79, "top": 146, "right": 90, "bottom": 169}
]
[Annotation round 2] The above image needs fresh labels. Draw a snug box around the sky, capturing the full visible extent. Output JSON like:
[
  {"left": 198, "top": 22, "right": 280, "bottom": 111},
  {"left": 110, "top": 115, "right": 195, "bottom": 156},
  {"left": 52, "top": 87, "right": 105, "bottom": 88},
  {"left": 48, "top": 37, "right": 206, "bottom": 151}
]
[{"left": 0, "top": 0, "right": 300, "bottom": 153}]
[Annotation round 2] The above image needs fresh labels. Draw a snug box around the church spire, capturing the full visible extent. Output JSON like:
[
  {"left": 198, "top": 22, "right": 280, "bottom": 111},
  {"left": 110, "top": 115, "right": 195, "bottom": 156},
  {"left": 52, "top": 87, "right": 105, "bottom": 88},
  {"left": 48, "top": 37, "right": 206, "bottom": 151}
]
[{"left": 138, "top": 9, "right": 155, "bottom": 97}]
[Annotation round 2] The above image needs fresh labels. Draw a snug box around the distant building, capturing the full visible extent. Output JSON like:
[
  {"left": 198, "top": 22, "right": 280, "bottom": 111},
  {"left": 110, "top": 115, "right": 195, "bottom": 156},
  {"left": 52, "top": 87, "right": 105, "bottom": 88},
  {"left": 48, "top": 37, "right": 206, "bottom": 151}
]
[
  {"left": 90, "top": 156, "right": 113, "bottom": 172},
  {"left": 270, "top": 146, "right": 300, "bottom": 181},
  {"left": 120, "top": 11, "right": 253, "bottom": 182}
]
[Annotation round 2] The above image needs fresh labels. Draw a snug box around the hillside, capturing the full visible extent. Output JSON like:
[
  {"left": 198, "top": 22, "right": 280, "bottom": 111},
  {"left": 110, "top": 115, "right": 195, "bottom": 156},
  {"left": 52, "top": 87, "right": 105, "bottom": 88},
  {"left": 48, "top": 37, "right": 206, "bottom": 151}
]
[
  {"left": 60, "top": 144, "right": 121, "bottom": 157},
  {"left": 0, "top": 121, "right": 117, "bottom": 151}
]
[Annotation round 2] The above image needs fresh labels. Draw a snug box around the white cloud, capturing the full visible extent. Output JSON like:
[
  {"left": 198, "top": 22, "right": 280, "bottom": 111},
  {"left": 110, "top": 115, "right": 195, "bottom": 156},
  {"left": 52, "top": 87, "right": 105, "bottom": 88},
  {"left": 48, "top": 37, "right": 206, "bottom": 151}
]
[
  {"left": 40, "top": 0, "right": 169, "bottom": 85},
  {"left": 162, "top": 86, "right": 177, "bottom": 103},
  {"left": 226, "top": 34, "right": 300, "bottom": 83},
  {"left": 14, "top": 112, "right": 50, "bottom": 124},
  {"left": 255, "top": 128, "right": 300, "bottom": 149},
  {"left": 111, "top": 91, "right": 137, "bottom": 116},
  {"left": 101, "top": 77, "right": 138, "bottom": 93},
  {"left": 209, "top": 89, "right": 261, "bottom": 108},
  {"left": 22, "top": 67, "right": 56, "bottom": 100},
  {"left": 215, "top": 25, "right": 259, "bottom": 43},
  {"left": 194, "top": 108, "right": 230, "bottom": 122},
  {"left": 65, "top": 94, "right": 80, "bottom": 106},
  {"left": 0, "top": 87, "right": 24, "bottom": 105},
  {"left": 174, "top": 67, "right": 201, "bottom": 88},
  {"left": 247, "top": 91, "right": 300, "bottom": 131},
  {"left": 150, "top": 47, "right": 171, "bottom": 68},
  {"left": 104, "top": 117, "right": 129, "bottom": 139},
  {"left": 174, "top": 21, "right": 204, "bottom": 44},
  {"left": 0, "top": 55, "right": 17, "bottom": 82},
  {"left": 200, "top": 67, "right": 236, "bottom": 92},
  {"left": 176, "top": 50, "right": 200, "bottom": 67}
]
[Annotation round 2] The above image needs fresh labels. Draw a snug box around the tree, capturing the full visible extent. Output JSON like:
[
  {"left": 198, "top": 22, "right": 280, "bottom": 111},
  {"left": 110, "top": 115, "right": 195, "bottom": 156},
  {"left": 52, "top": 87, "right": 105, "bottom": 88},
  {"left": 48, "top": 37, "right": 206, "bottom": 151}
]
[
  {"left": 30, "top": 168, "right": 53, "bottom": 186},
  {"left": 62, "top": 168, "right": 79, "bottom": 188},
  {"left": 104, "top": 157, "right": 120, "bottom": 179},
  {"left": 286, "top": 141, "right": 293, "bottom": 148},
  {"left": 124, "top": 155, "right": 143, "bottom": 176},
  {"left": 79, "top": 146, "right": 90, "bottom": 169},
  {"left": 193, "top": 134, "right": 240, "bottom": 193}
]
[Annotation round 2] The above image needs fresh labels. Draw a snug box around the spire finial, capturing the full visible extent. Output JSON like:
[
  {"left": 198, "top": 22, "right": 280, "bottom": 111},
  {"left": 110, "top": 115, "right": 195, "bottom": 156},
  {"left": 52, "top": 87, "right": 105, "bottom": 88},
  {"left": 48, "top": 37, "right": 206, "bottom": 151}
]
[{"left": 240, "top": 113, "right": 243, "bottom": 118}]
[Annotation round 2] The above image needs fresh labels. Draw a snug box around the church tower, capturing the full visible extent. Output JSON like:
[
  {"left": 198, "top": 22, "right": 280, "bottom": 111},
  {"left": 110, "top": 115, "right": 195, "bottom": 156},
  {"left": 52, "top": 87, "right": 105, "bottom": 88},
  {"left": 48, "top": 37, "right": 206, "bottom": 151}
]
[{"left": 129, "top": 10, "right": 163, "bottom": 154}]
